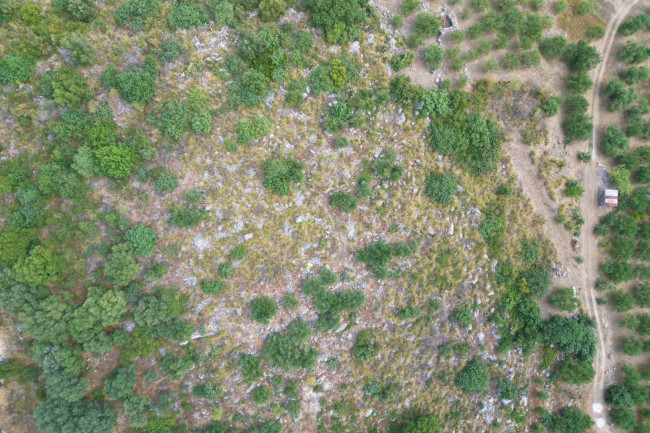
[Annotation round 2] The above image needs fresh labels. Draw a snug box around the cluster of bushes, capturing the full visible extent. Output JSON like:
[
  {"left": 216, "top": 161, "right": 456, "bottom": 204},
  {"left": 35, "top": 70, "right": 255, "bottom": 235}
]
[
  {"left": 301, "top": 267, "right": 365, "bottom": 332},
  {"left": 102, "top": 58, "right": 158, "bottom": 105},
  {"left": 618, "top": 13, "right": 650, "bottom": 36},
  {"left": 261, "top": 156, "right": 304, "bottom": 195},
  {"left": 236, "top": 116, "right": 271, "bottom": 144},
  {"left": 0, "top": 52, "right": 35, "bottom": 86},
  {"left": 321, "top": 87, "right": 386, "bottom": 133},
  {"left": 159, "top": 88, "right": 212, "bottom": 140},
  {"left": 302, "top": 0, "right": 370, "bottom": 45},
  {"left": 261, "top": 319, "right": 319, "bottom": 371},
  {"left": 355, "top": 238, "right": 417, "bottom": 279},
  {"left": 603, "top": 364, "right": 650, "bottom": 431},
  {"left": 428, "top": 110, "right": 502, "bottom": 175},
  {"left": 115, "top": 0, "right": 161, "bottom": 31}
]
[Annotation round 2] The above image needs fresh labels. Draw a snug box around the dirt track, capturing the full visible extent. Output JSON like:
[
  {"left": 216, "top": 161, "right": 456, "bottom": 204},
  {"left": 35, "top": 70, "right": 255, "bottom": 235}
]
[
  {"left": 580, "top": 0, "right": 640, "bottom": 429},
  {"left": 503, "top": 0, "right": 641, "bottom": 429}
]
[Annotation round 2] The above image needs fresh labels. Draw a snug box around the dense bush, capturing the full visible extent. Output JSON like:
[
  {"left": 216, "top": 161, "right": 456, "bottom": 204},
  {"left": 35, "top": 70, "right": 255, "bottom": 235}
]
[
  {"left": 355, "top": 239, "right": 415, "bottom": 279},
  {"left": 422, "top": 45, "right": 444, "bottom": 69},
  {"left": 456, "top": 359, "right": 489, "bottom": 393},
  {"left": 115, "top": 0, "right": 161, "bottom": 31},
  {"left": 564, "top": 180, "right": 585, "bottom": 198},
  {"left": 424, "top": 171, "right": 457, "bottom": 205},
  {"left": 169, "top": 206, "right": 207, "bottom": 228},
  {"left": 372, "top": 148, "right": 405, "bottom": 183},
  {"left": 539, "top": 36, "right": 566, "bottom": 59},
  {"left": 125, "top": 225, "right": 158, "bottom": 257},
  {"left": 618, "top": 13, "right": 650, "bottom": 36},
  {"left": 549, "top": 287, "right": 579, "bottom": 312},
  {"left": 60, "top": 33, "right": 95, "bottom": 66},
  {"left": 53, "top": 0, "right": 97, "bottom": 22},
  {"left": 34, "top": 398, "right": 116, "bottom": 433},
  {"left": 201, "top": 279, "right": 224, "bottom": 295},
  {"left": 250, "top": 296, "right": 278, "bottom": 324},
  {"left": 605, "top": 77, "right": 637, "bottom": 111},
  {"left": 151, "top": 167, "right": 178, "bottom": 193},
  {"left": 602, "top": 125, "right": 630, "bottom": 156},
  {"left": 389, "top": 51, "right": 414, "bottom": 72},
  {"left": 168, "top": 0, "right": 209, "bottom": 29},
  {"left": 352, "top": 330, "right": 380, "bottom": 360},
  {"left": 229, "top": 70, "right": 270, "bottom": 107},
  {"left": 329, "top": 191, "right": 358, "bottom": 213},
  {"left": 556, "top": 357, "right": 595, "bottom": 385},
  {"left": 0, "top": 52, "right": 35, "bottom": 86},
  {"left": 564, "top": 40, "right": 601, "bottom": 72},
  {"left": 550, "top": 406, "right": 594, "bottom": 433},
  {"left": 261, "top": 156, "right": 304, "bottom": 195},
  {"left": 261, "top": 319, "right": 318, "bottom": 371},
  {"left": 240, "top": 354, "right": 263, "bottom": 383},
  {"left": 540, "top": 315, "right": 597, "bottom": 361},
  {"left": 620, "top": 41, "right": 650, "bottom": 64},
  {"left": 302, "top": 0, "right": 370, "bottom": 44},
  {"left": 104, "top": 243, "right": 141, "bottom": 286},
  {"left": 251, "top": 385, "right": 271, "bottom": 405},
  {"left": 236, "top": 116, "right": 271, "bottom": 144}
]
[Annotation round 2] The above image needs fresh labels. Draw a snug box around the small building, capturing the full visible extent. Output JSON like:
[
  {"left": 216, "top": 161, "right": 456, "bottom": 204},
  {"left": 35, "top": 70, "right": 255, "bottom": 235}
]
[{"left": 599, "top": 189, "right": 619, "bottom": 207}]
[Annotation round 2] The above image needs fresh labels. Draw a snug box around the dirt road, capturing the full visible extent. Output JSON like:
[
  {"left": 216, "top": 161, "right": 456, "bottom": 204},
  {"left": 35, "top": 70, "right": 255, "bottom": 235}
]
[{"left": 580, "top": 0, "right": 640, "bottom": 429}]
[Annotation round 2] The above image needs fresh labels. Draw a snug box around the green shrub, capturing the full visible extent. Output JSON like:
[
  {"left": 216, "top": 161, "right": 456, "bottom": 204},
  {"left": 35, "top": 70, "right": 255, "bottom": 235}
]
[
  {"left": 618, "top": 13, "right": 650, "bottom": 36},
  {"left": 150, "top": 168, "right": 177, "bottom": 194},
  {"left": 575, "top": 0, "right": 594, "bottom": 15},
  {"left": 261, "top": 156, "right": 304, "bottom": 195},
  {"left": 352, "top": 330, "right": 380, "bottom": 361},
  {"left": 161, "top": 37, "right": 184, "bottom": 62},
  {"left": 168, "top": 0, "right": 209, "bottom": 29},
  {"left": 259, "top": 0, "right": 287, "bottom": 21},
  {"left": 236, "top": 116, "right": 271, "bottom": 144},
  {"left": 283, "top": 293, "right": 300, "bottom": 309},
  {"left": 549, "top": 287, "right": 579, "bottom": 312},
  {"left": 0, "top": 52, "right": 35, "bottom": 86},
  {"left": 450, "top": 306, "right": 473, "bottom": 328},
  {"left": 169, "top": 206, "right": 207, "bottom": 228},
  {"left": 334, "top": 137, "right": 349, "bottom": 148},
  {"left": 261, "top": 319, "right": 318, "bottom": 371},
  {"left": 53, "top": 0, "right": 97, "bottom": 22},
  {"left": 422, "top": 45, "right": 444, "bottom": 69},
  {"left": 228, "top": 69, "right": 270, "bottom": 107},
  {"left": 115, "top": 0, "right": 161, "bottom": 31},
  {"left": 556, "top": 357, "right": 595, "bottom": 385},
  {"left": 302, "top": 0, "right": 370, "bottom": 44},
  {"left": 424, "top": 171, "right": 457, "bottom": 205},
  {"left": 587, "top": 25, "right": 605, "bottom": 39},
  {"left": 392, "top": 15, "right": 404, "bottom": 28},
  {"left": 112, "top": 66, "right": 156, "bottom": 105},
  {"left": 372, "top": 148, "right": 405, "bottom": 183},
  {"left": 550, "top": 406, "right": 594, "bottom": 433},
  {"left": 401, "top": 0, "right": 420, "bottom": 15},
  {"left": 251, "top": 385, "right": 271, "bottom": 405},
  {"left": 456, "top": 359, "right": 489, "bottom": 393},
  {"left": 389, "top": 51, "right": 414, "bottom": 72},
  {"left": 355, "top": 239, "right": 415, "bottom": 279},
  {"left": 240, "top": 354, "right": 263, "bottom": 383},
  {"left": 555, "top": 0, "right": 568, "bottom": 12},
  {"left": 60, "top": 33, "right": 95, "bottom": 66},
  {"left": 125, "top": 224, "right": 158, "bottom": 257},
  {"left": 285, "top": 79, "right": 307, "bottom": 107},
  {"left": 201, "top": 280, "right": 224, "bottom": 295},
  {"left": 250, "top": 296, "right": 278, "bottom": 324},
  {"left": 329, "top": 191, "right": 358, "bottom": 213},
  {"left": 228, "top": 245, "right": 247, "bottom": 261},
  {"left": 159, "top": 100, "right": 189, "bottom": 141},
  {"left": 564, "top": 40, "right": 601, "bottom": 72},
  {"left": 94, "top": 145, "right": 139, "bottom": 179},
  {"left": 564, "top": 180, "right": 584, "bottom": 197},
  {"left": 610, "top": 408, "right": 636, "bottom": 431},
  {"left": 104, "top": 243, "right": 141, "bottom": 286},
  {"left": 217, "top": 263, "right": 234, "bottom": 278},
  {"left": 414, "top": 13, "right": 441, "bottom": 37}
]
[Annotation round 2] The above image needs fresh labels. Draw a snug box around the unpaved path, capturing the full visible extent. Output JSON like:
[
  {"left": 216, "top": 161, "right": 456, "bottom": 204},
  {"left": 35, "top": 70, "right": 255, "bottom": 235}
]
[
  {"left": 581, "top": 0, "right": 640, "bottom": 429},
  {"left": 504, "top": 1, "right": 639, "bottom": 429}
]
